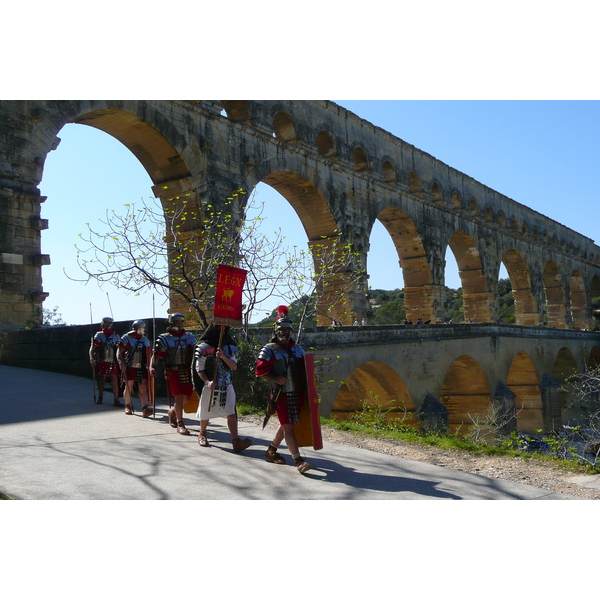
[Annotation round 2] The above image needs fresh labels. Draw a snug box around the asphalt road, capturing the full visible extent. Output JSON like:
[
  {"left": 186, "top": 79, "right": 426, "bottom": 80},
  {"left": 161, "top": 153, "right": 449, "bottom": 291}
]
[{"left": 0, "top": 364, "right": 579, "bottom": 500}]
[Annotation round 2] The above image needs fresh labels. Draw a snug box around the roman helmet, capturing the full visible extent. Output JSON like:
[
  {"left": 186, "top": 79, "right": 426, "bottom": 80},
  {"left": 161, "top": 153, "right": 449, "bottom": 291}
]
[
  {"left": 101, "top": 316, "right": 114, "bottom": 330},
  {"left": 132, "top": 320, "right": 146, "bottom": 335},
  {"left": 168, "top": 312, "right": 185, "bottom": 331},
  {"left": 273, "top": 305, "right": 293, "bottom": 343}
]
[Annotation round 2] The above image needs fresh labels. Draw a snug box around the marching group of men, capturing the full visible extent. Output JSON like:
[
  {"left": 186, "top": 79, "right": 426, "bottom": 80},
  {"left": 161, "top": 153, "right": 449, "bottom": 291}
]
[{"left": 89, "top": 306, "right": 312, "bottom": 474}]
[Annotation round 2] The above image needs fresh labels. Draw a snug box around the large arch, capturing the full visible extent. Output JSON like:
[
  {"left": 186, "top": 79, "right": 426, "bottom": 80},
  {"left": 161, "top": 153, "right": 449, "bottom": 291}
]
[
  {"left": 447, "top": 230, "right": 491, "bottom": 322},
  {"left": 58, "top": 111, "right": 205, "bottom": 325},
  {"left": 376, "top": 206, "right": 435, "bottom": 323},
  {"left": 261, "top": 170, "right": 354, "bottom": 325},
  {"left": 331, "top": 360, "right": 416, "bottom": 427},
  {"left": 440, "top": 355, "right": 491, "bottom": 434},
  {"left": 502, "top": 249, "right": 539, "bottom": 326},
  {"left": 72, "top": 109, "right": 191, "bottom": 185},
  {"left": 542, "top": 261, "right": 567, "bottom": 328},
  {"left": 506, "top": 351, "right": 542, "bottom": 433}
]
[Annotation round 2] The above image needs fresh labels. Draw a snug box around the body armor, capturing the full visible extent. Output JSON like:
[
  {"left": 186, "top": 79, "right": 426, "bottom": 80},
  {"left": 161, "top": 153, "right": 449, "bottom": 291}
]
[
  {"left": 156, "top": 332, "right": 195, "bottom": 369},
  {"left": 93, "top": 331, "right": 120, "bottom": 363},
  {"left": 121, "top": 332, "right": 150, "bottom": 368},
  {"left": 259, "top": 342, "right": 304, "bottom": 394}
]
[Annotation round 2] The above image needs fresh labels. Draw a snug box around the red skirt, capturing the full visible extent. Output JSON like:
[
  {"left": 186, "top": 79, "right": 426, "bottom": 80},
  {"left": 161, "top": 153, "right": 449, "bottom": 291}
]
[
  {"left": 168, "top": 369, "right": 193, "bottom": 396},
  {"left": 124, "top": 367, "right": 148, "bottom": 382},
  {"left": 275, "top": 391, "right": 305, "bottom": 425},
  {"left": 96, "top": 361, "right": 118, "bottom": 377}
]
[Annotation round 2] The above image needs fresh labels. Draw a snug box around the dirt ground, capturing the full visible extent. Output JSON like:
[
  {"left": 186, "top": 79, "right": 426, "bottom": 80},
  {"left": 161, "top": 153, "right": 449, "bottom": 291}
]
[{"left": 242, "top": 415, "right": 600, "bottom": 499}]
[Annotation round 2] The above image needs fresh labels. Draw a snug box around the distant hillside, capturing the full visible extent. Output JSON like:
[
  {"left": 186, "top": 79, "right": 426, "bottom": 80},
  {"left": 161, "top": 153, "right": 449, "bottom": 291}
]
[{"left": 251, "top": 279, "right": 517, "bottom": 327}]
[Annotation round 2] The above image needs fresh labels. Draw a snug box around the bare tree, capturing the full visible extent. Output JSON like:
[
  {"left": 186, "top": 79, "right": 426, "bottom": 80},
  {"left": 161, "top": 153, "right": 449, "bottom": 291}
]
[{"left": 72, "top": 188, "right": 295, "bottom": 331}]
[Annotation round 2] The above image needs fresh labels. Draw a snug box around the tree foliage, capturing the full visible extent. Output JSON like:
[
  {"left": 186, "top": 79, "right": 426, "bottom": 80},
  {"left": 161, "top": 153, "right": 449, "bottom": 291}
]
[
  {"left": 72, "top": 189, "right": 296, "bottom": 332},
  {"left": 24, "top": 305, "right": 67, "bottom": 329},
  {"left": 497, "top": 278, "right": 515, "bottom": 323},
  {"left": 281, "top": 232, "right": 366, "bottom": 334}
]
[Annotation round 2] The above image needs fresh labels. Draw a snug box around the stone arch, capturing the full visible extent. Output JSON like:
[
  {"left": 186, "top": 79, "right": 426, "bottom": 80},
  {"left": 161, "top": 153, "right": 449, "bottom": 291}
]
[
  {"left": 509, "top": 216, "right": 519, "bottom": 233},
  {"left": 570, "top": 269, "right": 587, "bottom": 328},
  {"left": 553, "top": 346, "right": 578, "bottom": 383},
  {"left": 272, "top": 111, "right": 297, "bottom": 141},
  {"left": 408, "top": 171, "right": 422, "bottom": 196},
  {"left": 451, "top": 191, "right": 462, "bottom": 211},
  {"left": 352, "top": 146, "right": 369, "bottom": 171},
  {"left": 497, "top": 210, "right": 506, "bottom": 228},
  {"left": 507, "top": 351, "right": 542, "bottom": 433},
  {"left": 441, "top": 355, "right": 491, "bottom": 434},
  {"left": 588, "top": 346, "right": 600, "bottom": 369},
  {"left": 260, "top": 170, "right": 352, "bottom": 325},
  {"left": 468, "top": 197, "right": 478, "bottom": 216},
  {"left": 72, "top": 108, "right": 191, "bottom": 185},
  {"left": 543, "top": 261, "right": 567, "bottom": 328},
  {"left": 502, "top": 249, "right": 539, "bottom": 326},
  {"left": 431, "top": 182, "right": 443, "bottom": 202},
  {"left": 592, "top": 274, "right": 600, "bottom": 328},
  {"left": 376, "top": 206, "right": 434, "bottom": 323},
  {"left": 447, "top": 231, "right": 491, "bottom": 322},
  {"left": 316, "top": 130, "right": 337, "bottom": 158},
  {"left": 553, "top": 346, "right": 579, "bottom": 421},
  {"left": 484, "top": 206, "right": 494, "bottom": 222},
  {"left": 331, "top": 361, "right": 416, "bottom": 427},
  {"left": 382, "top": 159, "right": 397, "bottom": 183},
  {"left": 221, "top": 100, "right": 252, "bottom": 123},
  {"left": 63, "top": 109, "right": 199, "bottom": 323}
]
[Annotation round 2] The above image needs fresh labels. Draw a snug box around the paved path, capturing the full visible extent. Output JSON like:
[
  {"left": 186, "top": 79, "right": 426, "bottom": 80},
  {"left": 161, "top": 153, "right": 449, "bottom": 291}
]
[{"left": 0, "top": 365, "right": 579, "bottom": 500}]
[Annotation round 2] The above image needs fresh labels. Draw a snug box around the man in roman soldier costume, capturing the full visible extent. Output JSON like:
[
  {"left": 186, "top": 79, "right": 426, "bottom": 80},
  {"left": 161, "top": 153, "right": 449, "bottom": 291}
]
[
  {"left": 150, "top": 313, "right": 196, "bottom": 435},
  {"left": 89, "top": 316, "right": 124, "bottom": 407},
  {"left": 193, "top": 324, "right": 252, "bottom": 453},
  {"left": 255, "top": 305, "right": 311, "bottom": 474},
  {"left": 117, "top": 320, "right": 152, "bottom": 417}
]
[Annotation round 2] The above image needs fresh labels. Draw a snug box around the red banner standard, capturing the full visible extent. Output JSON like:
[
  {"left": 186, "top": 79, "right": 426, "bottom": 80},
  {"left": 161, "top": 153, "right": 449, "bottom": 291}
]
[{"left": 213, "top": 264, "right": 247, "bottom": 327}]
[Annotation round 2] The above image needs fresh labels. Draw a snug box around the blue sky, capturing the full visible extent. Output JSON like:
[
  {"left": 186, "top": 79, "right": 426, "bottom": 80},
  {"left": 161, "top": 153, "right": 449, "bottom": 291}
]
[{"left": 38, "top": 100, "right": 600, "bottom": 326}]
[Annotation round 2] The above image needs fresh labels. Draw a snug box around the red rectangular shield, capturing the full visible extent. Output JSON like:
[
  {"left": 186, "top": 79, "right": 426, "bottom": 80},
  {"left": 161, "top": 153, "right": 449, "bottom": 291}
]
[
  {"left": 213, "top": 264, "right": 247, "bottom": 327},
  {"left": 293, "top": 353, "right": 323, "bottom": 450}
]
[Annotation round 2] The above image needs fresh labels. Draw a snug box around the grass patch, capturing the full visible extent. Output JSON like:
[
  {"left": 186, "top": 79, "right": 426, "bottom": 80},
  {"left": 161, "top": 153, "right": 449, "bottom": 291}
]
[{"left": 320, "top": 414, "right": 600, "bottom": 475}]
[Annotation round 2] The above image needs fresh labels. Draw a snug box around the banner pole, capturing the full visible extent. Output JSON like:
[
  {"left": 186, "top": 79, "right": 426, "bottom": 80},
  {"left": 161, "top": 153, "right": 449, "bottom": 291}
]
[
  {"left": 90, "top": 303, "right": 96, "bottom": 404},
  {"left": 207, "top": 324, "right": 225, "bottom": 413},
  {"left": 151, "top": 294, "right": 157, "bottom": 420}
]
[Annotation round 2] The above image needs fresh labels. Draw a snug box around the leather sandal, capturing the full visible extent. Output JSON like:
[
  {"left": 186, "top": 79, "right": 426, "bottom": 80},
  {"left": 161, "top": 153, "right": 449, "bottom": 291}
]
[
  {"left": 168, "top": 408, "right": 177, "bottom": 428},
  {"left": 265, "top": 444, "right": 286, "bottom": 464},
  {"left": 232, "top": 437, "right": 252, "bottom": 453},
  {"left": 177, "top": 421, "right": 190, "bottom": 435},
  {"left": 198, "top": 433, "right": 209, "bottom": 447},
  {"left": 124, "top": 404, "right": 133, "bottom": 415},
  {"left": 295, "top": 456, "right": 311, "bottom": 474},
  {"left": 142, "top": 405, "right": 153, "bottom": 418}
]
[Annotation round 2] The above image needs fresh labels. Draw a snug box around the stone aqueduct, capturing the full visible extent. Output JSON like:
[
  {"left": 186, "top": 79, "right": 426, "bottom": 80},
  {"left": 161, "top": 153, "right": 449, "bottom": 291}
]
[{"left": 1, "top": 100, "right": 600, "bottom": 433}]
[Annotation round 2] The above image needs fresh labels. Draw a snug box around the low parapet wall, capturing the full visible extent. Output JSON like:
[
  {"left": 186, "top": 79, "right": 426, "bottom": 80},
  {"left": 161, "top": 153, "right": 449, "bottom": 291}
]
[
  {"left": 2, "top": 322, "right": 597, "bottom": 380},
  {"left": 0, "top": 319, "right": 169, "bottom": 379}
]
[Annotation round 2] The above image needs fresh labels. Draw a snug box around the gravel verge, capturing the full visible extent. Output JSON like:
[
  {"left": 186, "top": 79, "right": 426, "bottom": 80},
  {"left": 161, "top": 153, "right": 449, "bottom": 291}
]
[{"left": 241, "top": 414, "right": 600, "bottom": 499}]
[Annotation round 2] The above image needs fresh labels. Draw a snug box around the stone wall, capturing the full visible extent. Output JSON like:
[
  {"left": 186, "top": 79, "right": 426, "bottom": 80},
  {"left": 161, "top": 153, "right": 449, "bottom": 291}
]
[
  {"left": 2, "top": 100, "right": 600, "bottom": 331},
  {"left": 0, "top": 319, "right": 168, "bottom": 380}
]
